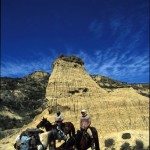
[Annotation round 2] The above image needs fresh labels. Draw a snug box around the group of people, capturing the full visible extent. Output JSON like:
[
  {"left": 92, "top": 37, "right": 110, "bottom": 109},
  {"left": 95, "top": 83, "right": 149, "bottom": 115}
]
[
  {"left": 15, "top": 109, "right": 94, "bottom": 150},
  {"left": 14, "top": 128, "right": 44, "bottom": 150}
]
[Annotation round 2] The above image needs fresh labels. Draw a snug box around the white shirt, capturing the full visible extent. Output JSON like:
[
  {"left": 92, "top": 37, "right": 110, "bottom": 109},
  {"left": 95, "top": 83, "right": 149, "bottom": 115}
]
[{"left": 55, "top": 114, "right": 64, "bottom": 122}]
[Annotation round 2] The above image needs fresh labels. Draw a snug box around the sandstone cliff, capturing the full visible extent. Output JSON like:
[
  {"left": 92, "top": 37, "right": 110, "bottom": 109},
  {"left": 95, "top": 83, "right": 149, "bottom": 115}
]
[{"left": 46, "top": 55, "right": 107, "bottom": 112}]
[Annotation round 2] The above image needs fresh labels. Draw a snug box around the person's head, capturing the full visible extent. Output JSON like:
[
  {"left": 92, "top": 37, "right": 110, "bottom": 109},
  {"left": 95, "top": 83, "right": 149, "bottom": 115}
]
[
  {"left": 56, "top": 111, "right": 61, "bottom": 116},
  {"left": 81, "top": 109, "right": 87, "bottom": 117}
]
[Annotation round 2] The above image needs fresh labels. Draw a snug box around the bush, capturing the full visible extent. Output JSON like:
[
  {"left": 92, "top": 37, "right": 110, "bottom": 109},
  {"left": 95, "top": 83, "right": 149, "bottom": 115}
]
[
  {"left": 0, "top": 131, "right": 5, "bottom": 139},
  {"left": 133, "top": 140, "right": 144, "bottom": 150},
  {"left": 122, "top": 133, "right": 131, "bottom": 139},
  {"left": 120, "top": 142, "right": 131, "bottom": 150},
  {"left": 0, "top": 115, "right": 24, "bottom": 130},
  {"left": 105, "top": 138, "right": 115, "bottom": 147}
]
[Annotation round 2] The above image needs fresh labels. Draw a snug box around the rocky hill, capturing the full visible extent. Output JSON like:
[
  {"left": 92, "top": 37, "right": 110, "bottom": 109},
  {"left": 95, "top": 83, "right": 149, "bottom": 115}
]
[
  {"left": 0, "top": 71, "right": 49, "bottom": 137},
  {"left": 91, "top": 75, "right": 149, "bottom": 97},
  {"left": 0, "top": 55, "right": 149, "bottom": 149}
]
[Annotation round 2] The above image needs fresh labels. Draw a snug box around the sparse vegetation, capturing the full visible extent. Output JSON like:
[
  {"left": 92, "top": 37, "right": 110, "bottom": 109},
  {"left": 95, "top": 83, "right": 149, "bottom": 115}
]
[
  {"left": 133, "top": 140, "right": 144, "bottom": 150},
  {"left": 120, "top": 142, "right": 132, "bottom": 150},
  {"left": 122, "top": 133, "right": 131, "bottom": 139},
  {"left": 0, "top": 115, "right": 30, "bottom": 131},
  {"left": 105, "top": 138, "right": 115, "bottom": 148},
  {"left": 58, "top": 55, "right": 84, "bottom": 65},
  {"left": 0, "top": 71, "right": 50, "bottom": 137},
  {"left": 91, "top": 75, "right": 149, "bottom": 97}
]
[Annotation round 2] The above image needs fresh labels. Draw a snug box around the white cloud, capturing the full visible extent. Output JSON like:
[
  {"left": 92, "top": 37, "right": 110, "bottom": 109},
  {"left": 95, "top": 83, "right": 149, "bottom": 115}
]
[
  {"left": 1, "top": 54, "right": 53, "bottom": 77},
  {"left": 1, "top": 49, "right": 149, "bottom": 83},
  {"left": 85, "top": 16, "right": 149, "bottom": 82},
  {"left": 81, "top": 50, "right": 149, "bottom": 82},
  {"left": 60, "top": 48, "right": 149, "bottom": 83}
]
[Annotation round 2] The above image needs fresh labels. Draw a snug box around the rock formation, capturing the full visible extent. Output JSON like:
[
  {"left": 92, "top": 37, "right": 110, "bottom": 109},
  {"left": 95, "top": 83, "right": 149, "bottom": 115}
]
[{"left": 46, "top": 55, "right": 107, "bottom": 113}]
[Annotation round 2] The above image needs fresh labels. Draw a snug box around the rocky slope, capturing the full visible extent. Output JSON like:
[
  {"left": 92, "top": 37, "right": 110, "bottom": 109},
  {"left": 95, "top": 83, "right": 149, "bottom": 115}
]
[
  {"left": 0, "top": 55, "right": 149, "bottom": 149},
  {"left": 91, "top": 75, "right": 149, "bottom": 97},
  {"left": 0, "top": 71, "right": 49, "bottom": 138}
]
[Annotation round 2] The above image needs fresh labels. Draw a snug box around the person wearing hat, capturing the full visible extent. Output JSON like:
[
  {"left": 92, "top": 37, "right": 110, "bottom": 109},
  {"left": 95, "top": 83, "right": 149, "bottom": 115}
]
[
  {"left": 14, "top": 130, "right": 31, "bottom": 150},
  {"left": 55, "top": 111, "right": 66, "bottom": 142},
  {"left": 80, "top": 109, "right": 95, "bottom": 149},
  {"left": 55, "top": 111, "right": 64, "bottom": 130}
]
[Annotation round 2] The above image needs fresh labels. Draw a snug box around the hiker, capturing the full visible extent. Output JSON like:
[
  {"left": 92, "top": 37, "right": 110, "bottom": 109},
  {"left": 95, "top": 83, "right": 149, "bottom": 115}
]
[
  {"left": 80, "top": 109, "right": 94, "bottom": 149},
  {"left": 14, "top": 130, "right": 31, "bottom": 150},
  {"left": 14, "top": 128, "right": 44, "bottom": 150}
]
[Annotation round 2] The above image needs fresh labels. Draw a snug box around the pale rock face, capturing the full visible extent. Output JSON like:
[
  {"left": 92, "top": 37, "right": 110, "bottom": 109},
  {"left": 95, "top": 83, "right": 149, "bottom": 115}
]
[
  {"left": 46, "top": 57, "right": 107, "bottom": 98},
  {"left": 29, "top": 71, "right": 49, "bottom": 80},
  {"left": 46, "top": 57, "right": 107, "bottom": 112}
]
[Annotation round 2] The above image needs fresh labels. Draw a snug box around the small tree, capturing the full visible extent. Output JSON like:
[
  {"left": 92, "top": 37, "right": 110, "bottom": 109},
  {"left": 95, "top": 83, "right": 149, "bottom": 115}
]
[
  {"left": 120, "top": 142, "right": 132, "bottom": 150},
  {"left": 122, "top": 133, "right": 131, "bottom": 139},
  {"left": 133, "top": 140, "right": 144, "bottom": 150},
  {"left": 105, "top": 138, "right": 115, "bottom": 148}
]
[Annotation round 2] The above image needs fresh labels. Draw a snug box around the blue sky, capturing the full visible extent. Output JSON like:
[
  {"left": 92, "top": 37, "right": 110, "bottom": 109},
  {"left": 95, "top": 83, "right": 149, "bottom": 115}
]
[{"left": 1, "top": 0, "right": 149, "bottom": 83}]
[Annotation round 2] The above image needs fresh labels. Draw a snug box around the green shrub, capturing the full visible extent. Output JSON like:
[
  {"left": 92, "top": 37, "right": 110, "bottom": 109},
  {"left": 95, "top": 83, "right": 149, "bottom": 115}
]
[
  {"left": 133, "top": 140, "right": 144, "bottom": 150},
  {"left": 105, "top": 138, "right": 115, "bottom": 147},
  {"left": 120, "top": 142, "right": 131, "bottom": 150},
  {"left": 0, "top": 131, "right": 5, "bottom": 139},
  {"left": 122, "top": 133, "right": 131, "bottom": 139}
]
